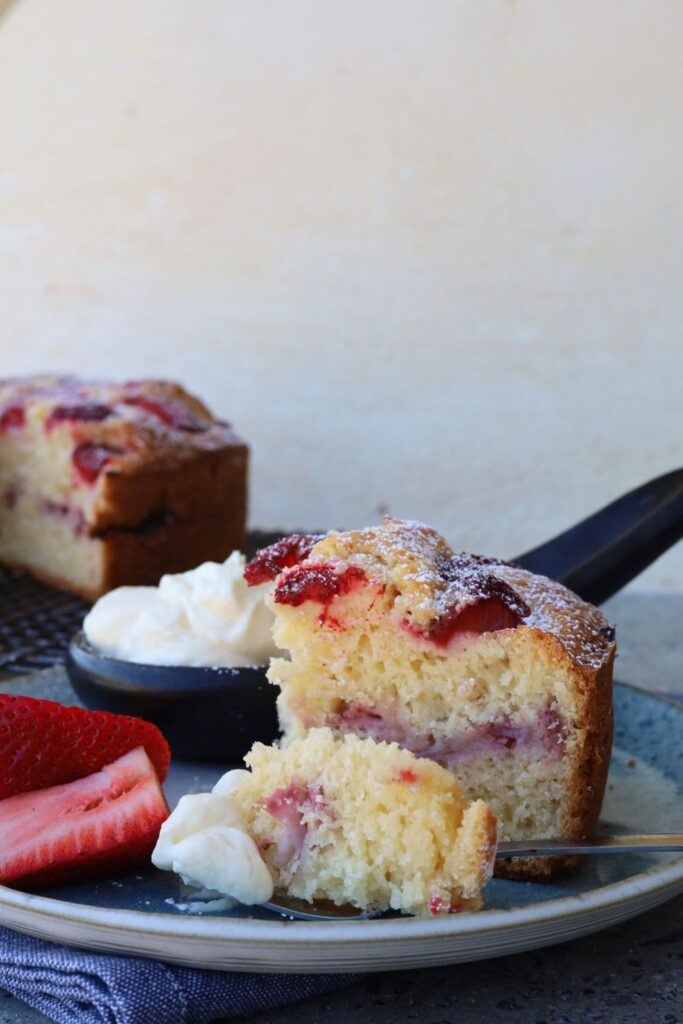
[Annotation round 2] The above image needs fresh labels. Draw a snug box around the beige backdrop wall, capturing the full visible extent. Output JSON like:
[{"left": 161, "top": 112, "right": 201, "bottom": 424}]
[{"left": 1, "top": 0, "right": 681, "bottom": 588}]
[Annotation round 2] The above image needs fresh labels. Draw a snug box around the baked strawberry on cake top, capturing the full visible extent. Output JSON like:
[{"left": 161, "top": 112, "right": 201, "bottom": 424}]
[{"left": 244, "top": 518, "right": 616, "bottom": 880}]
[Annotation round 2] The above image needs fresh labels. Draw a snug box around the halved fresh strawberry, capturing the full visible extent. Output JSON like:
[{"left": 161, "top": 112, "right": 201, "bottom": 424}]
[
  {"left": 0, "top": 695, "right": 171, "bottom": 801},
  {"left": 0, "top": 747, "right": 169, "bottom": 888}
]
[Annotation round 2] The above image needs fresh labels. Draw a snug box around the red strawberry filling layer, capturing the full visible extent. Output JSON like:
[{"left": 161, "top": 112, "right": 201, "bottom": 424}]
[
  {"left": 326, "top": 701, "right": 567, "bottom": 763},
  {"left": 257, "top": 780, "right": 331, "bottom": 870}
]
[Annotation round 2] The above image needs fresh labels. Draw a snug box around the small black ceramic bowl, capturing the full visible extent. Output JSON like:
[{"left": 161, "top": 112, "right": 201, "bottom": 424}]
[{"left": 66, "top": 632, "right": 280, "bottom": 762}]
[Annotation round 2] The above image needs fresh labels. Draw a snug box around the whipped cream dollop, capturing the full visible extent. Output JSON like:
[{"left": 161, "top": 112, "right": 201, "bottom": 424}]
[
  {"left": 152, "top": 769, "right": 273, "bottom": 907},
  {"left": 83, "top": 552, "right": 279, "bottom": 668}
]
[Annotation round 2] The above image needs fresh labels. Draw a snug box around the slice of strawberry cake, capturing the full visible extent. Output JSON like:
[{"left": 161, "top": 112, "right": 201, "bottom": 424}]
[
  {"left": 244, "top": 519, "right": 616, "bottom": 880},
  {"left": 154, "top": 727, "right": 497, "bottom": 916}
]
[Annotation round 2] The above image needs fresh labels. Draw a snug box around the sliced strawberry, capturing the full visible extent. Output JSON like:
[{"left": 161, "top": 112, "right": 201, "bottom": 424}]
[
  {"left": 259, "top": 781, "right": 311, "bottom": 827},
  {"left": 403, "top": 555, "right": 530, "bottom": 648},
  {"left": 0, "top": 695, "right": 171, "bottom": 801},
  {"left": 0, "top": 747, "right": 169, "bottom": 888},
  {"left": 72, "top": 442, "right": 122, "bottom": 484},
  {"left": 419, "top": 596, "right": 525, "bottom": 646},
  {"left": 45, "top": 403, "right": 113, "bottom": 429},
  {"left": 257, "top": 781, "right": 329, "bottom": 870},
  {"left": 273, "top": 563, "right": 366, "bottom": 607},
  {"left": 120, "top": 395, "right": 206, "bottom": 432},
  {"left": 0, "top": 403, "right": 25, "bottom": 432}
]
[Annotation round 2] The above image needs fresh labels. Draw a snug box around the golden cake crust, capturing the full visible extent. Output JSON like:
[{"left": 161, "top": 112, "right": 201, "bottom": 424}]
[
  {"left": 492, "top": 566, "right": 615, "bottom": 876},
  {"left": 492, "top": 626, "right": 614, "bottom": 880}
]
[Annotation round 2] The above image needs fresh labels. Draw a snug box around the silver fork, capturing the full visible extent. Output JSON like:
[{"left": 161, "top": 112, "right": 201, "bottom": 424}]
[{"left": 261, "top": 833, "right": 683, "bottom": 920}]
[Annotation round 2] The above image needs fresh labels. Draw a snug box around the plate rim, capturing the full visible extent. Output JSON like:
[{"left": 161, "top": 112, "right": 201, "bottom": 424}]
[
  {"left": 0, "top": 680, "right": 681, "bottom": 950},
  {"left": 1, "top": 849, "right": 682, "bottom": 947}
]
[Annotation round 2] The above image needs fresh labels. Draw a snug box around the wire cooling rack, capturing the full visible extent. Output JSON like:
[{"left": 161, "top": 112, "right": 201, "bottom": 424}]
[
  {"left": 0, "top": 531, "right": 289, "bottom": 676},
  {"left": 0, "top": 567, "right": 89, "bottom": 675}
]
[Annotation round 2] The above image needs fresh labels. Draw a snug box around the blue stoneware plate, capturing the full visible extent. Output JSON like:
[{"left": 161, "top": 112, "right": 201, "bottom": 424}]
[{"left": 0, "top": 669, "right": 681, "bottom": 973}]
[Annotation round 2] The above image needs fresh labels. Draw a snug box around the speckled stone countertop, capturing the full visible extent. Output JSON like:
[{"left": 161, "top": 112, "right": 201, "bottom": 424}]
[{"left": 1, "top": 590, "right": 681, "bottom": 1024}]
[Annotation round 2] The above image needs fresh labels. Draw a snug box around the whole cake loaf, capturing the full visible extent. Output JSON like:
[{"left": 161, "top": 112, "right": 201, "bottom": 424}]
[
  {"left": 0, "top": 375, "right": 247, "bottom": 599},
  {"left": 245, "top": 518, "right": 616, "bottom": 880}
]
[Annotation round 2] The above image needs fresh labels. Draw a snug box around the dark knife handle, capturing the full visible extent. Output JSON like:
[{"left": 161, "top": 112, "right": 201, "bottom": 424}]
[{"left": 514, "top": 469, "right": 683, "bottom": 605}]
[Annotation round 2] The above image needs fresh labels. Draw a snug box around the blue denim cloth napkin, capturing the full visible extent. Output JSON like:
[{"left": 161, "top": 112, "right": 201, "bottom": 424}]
[{"left": 0, "top": 926, "right": 359, "bottom": 1023}]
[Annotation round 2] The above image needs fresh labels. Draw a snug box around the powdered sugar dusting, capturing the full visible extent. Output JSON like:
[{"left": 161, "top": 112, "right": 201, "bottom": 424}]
[
  {"left": 435, "top": 554, "right": 530, "bottom": 621},
  {"left": 310, "top": 517, "right": 614, "bottom": 669},
  {"left": 493, "top": 563, "right": 615, "bottom": 669}
]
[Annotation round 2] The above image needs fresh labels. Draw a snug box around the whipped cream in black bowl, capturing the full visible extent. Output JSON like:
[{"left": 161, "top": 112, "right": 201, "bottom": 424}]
[{"left": 65, "top": 553, "right": 280, "bottom": 760}]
